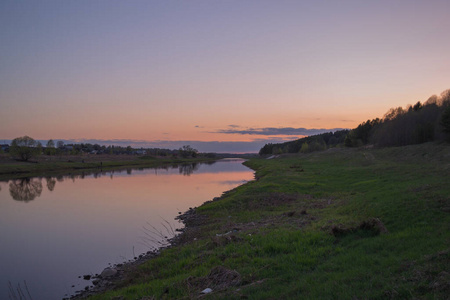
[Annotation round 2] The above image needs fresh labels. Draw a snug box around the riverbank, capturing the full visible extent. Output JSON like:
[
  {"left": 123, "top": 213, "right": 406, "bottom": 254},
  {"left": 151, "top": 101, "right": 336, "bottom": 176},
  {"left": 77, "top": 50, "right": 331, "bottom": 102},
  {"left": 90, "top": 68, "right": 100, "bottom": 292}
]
[
  {"left": 0, "top": 154, "right": 218, "bottom": 181},
  {"left": 78, "top": 143, "right": 449, "bottom": 299}
]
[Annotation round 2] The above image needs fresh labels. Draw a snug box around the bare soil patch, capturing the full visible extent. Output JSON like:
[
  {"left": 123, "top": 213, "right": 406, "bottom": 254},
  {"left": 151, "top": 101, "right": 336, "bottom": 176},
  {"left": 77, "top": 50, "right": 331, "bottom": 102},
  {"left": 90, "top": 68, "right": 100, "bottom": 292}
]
[{"left": 186, "top": 266, "right": 242, "bottom": 297}]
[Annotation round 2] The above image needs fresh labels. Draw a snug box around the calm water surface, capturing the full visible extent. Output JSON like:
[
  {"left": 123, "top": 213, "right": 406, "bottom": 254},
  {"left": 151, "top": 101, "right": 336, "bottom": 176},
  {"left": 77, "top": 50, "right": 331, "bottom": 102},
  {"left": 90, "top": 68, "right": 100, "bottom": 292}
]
[{"left": 0, "top": 159, "right": 253, "bottom": 300}]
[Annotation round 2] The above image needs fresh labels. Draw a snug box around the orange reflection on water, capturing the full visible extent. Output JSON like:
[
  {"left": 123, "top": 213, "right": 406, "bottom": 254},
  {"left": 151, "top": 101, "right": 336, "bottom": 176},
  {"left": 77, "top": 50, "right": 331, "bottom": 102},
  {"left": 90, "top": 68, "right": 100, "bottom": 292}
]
[{"left": 0, "top": 160, "right": 253, "bottom": 300}]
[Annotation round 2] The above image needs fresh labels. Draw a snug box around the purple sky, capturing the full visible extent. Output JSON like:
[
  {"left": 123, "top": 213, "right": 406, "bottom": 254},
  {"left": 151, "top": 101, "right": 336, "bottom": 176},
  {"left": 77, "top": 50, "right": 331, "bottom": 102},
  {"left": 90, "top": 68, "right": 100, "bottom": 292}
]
[{"left": 1, "top": 1, "right": 449, "bottom": 152}]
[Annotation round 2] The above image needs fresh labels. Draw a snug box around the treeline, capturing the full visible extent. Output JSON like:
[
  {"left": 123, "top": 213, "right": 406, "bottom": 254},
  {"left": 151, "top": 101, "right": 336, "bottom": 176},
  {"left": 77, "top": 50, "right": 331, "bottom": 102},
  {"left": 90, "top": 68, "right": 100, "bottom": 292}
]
[
  {"left": 259, "top": 89, "right": 450, "bottom": 155},
  {"left": 259, "top": 130, "right": 349, "bottom": 155},
  {"left": 3, "top": 136, "right": 207, "bottom": 162},
  {"left": 346, "top": 89, "right": 450, "bottom": 147}
]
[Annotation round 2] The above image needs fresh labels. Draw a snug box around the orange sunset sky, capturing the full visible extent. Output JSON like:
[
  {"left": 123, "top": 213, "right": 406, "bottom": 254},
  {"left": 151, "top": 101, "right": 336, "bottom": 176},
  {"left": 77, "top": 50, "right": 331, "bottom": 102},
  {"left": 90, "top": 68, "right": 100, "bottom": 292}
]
[{"left": 1, "top": 1, "right": 449, "bottom": 152}]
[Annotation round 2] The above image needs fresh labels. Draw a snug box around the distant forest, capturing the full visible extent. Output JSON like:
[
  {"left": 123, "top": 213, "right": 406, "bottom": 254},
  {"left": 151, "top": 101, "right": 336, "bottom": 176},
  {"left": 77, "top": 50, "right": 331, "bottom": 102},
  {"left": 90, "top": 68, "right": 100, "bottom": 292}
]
[{"left": 259, "top": 89, "right": 450, "bottom": 155}]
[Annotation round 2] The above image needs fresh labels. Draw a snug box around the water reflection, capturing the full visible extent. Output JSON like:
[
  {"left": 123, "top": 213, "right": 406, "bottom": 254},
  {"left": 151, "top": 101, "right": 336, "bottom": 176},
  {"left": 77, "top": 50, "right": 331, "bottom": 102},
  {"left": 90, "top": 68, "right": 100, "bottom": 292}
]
[
  {"left": 62, "top": 162, "right": 207, "bottom": 179},
  {"left": 179, "top": 163, "right": 199, "bottom": 176},
  {"left": 0, "top": 159, "right": 254, "bottom": 300},
  {"left": 9, "top": 178, "right": 43, "bottom": 202},
  {"left": 3, "top": 162, "right": 217, "bottom": 203},
  {"left": 45, "top": 177, "right": 56, "bottom": 191}
]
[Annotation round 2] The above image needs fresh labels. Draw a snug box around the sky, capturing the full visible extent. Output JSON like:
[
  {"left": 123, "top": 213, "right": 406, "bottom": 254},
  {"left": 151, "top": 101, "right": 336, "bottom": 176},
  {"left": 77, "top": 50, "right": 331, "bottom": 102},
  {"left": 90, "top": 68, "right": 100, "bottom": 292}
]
[{"left": 1, "top": 1, "right": 449, "bottom": 152}]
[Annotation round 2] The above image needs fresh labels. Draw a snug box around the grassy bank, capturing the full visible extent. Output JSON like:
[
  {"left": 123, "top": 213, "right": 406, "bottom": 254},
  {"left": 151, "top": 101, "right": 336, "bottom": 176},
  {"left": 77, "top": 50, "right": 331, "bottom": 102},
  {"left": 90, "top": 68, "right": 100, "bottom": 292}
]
[
  {"left": 85, "top": 143, "right": 449, "bottom": 299},
  {"left": 0, "top": 154, "right": 217, "bottom": 181}
]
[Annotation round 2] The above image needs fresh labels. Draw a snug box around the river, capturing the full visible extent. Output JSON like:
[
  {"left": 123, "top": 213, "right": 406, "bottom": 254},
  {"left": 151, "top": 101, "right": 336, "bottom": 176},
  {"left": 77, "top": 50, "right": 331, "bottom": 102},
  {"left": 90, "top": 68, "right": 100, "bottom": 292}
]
[{"left": 0, "top": 159, "right": 253, "bottom": 300}]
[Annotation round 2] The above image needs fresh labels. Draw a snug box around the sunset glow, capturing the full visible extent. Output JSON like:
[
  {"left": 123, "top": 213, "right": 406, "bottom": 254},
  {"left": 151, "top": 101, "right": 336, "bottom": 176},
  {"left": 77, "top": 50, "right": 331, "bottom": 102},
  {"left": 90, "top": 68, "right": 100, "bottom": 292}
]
[{"left": 1, "top": 1, "right": 449, "bottom": 152}]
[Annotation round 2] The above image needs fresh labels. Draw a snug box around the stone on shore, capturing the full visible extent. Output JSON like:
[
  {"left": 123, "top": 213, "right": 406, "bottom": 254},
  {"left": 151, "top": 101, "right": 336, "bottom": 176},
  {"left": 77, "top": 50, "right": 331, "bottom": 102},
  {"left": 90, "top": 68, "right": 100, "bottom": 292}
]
[{"left": 100, "top": 267, "right": 117, "bottom": 278}]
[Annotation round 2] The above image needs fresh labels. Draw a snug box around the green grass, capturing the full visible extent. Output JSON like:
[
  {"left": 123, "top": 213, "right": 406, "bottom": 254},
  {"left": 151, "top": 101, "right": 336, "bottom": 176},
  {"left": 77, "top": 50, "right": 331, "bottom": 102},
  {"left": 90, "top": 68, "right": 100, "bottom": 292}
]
[{"left": 85, "top": 143, "right": 450, "bottom": 299}]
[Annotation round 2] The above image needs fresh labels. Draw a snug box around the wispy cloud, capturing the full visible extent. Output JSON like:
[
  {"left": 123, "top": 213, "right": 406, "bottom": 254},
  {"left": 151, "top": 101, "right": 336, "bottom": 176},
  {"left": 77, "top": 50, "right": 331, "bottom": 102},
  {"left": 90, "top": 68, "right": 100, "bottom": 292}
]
[{"left": 214, "top": 127, "right": 348, "bottom": 136}]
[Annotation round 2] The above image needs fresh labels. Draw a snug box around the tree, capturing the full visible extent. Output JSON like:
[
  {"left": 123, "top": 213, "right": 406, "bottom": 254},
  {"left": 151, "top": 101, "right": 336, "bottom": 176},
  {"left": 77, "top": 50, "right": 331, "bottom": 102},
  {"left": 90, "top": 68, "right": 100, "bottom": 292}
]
[
  {"left": 441, "top": 106, "right": 450, "bottom": 135},
  {"left": 47, "top": 139, "right": 55, "bottom": 148},
  {"left": 36, "top": 142, "right": 43, "bottom": 155},
  {"left": 383, "top": 107, "right": 405, "bottom": 121},
  {"left": 10, "top": 136, "right": 40, "bottom": 161},
  {"left": 45, "top": 139, "right": 56, "bottom": 155},
  {"left": 300, "top": 142, "right": 309, "bottom": 153},
  {"left": 179, "top": 145, "right": 198, "bottom": 158},
  {"left": 344, "top": 134, "right": 354, "bottom": 147},
  {"left": 413, "top": 101, "right": 423, "bottom": 111},
  {"left": 349, "top": 118, "right": 380, "bottom": 145}
]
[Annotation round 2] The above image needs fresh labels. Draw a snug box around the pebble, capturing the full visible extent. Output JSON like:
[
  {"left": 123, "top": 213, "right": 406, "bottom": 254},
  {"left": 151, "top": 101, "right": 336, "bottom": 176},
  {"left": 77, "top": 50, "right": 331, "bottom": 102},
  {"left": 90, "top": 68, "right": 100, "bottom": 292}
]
[{"left": 200, "top": 288, "right": 213, "bottom": 294}]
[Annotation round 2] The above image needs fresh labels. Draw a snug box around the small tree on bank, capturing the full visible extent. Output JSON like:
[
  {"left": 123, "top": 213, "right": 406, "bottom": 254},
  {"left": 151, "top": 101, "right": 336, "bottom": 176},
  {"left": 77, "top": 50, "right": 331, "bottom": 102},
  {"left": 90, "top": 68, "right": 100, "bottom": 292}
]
[
  {"left": 45, "top": 139, "right": 56, "bottom": 155},
  {"left": 178, "top": 145, "right": 198, "bottom": 158},
  {"left": 10, "top": 136, "right": 40, "bottom": 161}
]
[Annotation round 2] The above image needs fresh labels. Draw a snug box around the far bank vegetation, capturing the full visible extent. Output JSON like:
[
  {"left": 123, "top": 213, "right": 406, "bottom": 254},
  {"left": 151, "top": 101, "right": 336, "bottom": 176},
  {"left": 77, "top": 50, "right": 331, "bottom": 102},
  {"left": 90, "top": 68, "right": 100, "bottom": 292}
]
[
  {"left": 3, "top": 138, "right": 210, "bottom": 163},
  {"left": 259, "top": 89, "right": 450, "bottom": 155}
]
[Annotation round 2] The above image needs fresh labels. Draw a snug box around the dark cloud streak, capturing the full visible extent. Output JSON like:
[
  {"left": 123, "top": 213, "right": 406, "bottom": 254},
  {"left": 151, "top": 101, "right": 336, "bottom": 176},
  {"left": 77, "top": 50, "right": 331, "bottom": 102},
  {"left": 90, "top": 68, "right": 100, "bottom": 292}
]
[{"left": 214, "top": 127, "right": 348, "bottom": 136}]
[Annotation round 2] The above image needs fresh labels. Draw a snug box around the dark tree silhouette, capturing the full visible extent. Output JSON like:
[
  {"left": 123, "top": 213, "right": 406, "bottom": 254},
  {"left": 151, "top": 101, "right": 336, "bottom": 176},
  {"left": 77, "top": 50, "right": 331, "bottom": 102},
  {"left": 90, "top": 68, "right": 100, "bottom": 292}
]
[
  {"left": 441, "top": 106, "right": 450, "bottom": 135},
  {"left": 45, "top": 139, "right": 56, "bottom": 155},
  {"left": 178, "top": 145, "right": 198, "bottom": 158},
  {"left": 10, "top": 136, "right": 40, "bottom": 161}
]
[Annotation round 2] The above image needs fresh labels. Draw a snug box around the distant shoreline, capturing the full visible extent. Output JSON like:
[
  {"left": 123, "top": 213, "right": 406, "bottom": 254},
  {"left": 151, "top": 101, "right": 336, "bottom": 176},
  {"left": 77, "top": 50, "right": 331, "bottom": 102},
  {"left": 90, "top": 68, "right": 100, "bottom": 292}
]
[{"left": 0, "top": 154, "right": 219, "bottom": 181}]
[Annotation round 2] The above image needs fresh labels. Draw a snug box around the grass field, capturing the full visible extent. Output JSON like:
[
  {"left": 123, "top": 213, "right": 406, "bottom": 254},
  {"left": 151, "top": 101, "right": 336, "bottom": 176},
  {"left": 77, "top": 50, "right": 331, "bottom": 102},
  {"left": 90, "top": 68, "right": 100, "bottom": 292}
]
[{"left": 81, "top": 143, "right": 449, "bottom": 299}]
